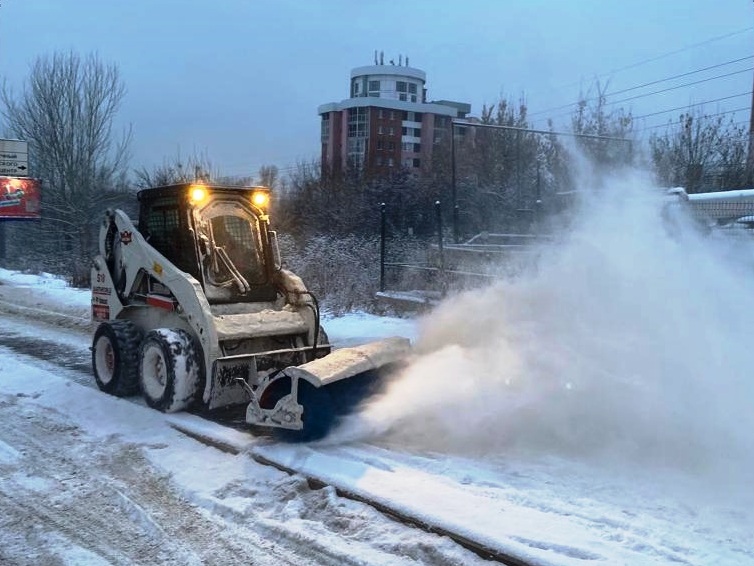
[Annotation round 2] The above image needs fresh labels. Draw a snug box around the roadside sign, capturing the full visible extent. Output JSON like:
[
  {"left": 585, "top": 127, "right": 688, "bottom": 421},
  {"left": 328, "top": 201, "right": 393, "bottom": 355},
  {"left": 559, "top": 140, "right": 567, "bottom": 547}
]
[
  {"left": 0, "top": 176, "right": 41, "bottom": 220},
  {"left": 0, "top": 139, "right": 29, "bottom": 177}
]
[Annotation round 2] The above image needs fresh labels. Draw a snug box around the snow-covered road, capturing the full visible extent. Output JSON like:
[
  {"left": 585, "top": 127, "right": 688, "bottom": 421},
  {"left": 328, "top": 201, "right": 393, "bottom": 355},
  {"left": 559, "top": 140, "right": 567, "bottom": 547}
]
[
  {"left": 0, "top": 333, "right": 484, "bottom": 565},
  {"left": 1, "top": 267, "right": 752, "bottom": 565}
]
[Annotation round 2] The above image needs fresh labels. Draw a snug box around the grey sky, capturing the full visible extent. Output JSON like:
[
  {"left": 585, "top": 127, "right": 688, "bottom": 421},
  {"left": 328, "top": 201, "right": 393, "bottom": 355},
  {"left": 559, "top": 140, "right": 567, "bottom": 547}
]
[{"left": 0, "top": 1, "right": 752, "bottom": 179}]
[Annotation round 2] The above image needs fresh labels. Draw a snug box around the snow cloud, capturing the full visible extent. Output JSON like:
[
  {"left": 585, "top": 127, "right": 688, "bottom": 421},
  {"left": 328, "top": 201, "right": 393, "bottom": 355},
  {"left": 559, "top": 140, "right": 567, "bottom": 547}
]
[{"left": 331, "top": 168, "right": 754, "bottom": 498}]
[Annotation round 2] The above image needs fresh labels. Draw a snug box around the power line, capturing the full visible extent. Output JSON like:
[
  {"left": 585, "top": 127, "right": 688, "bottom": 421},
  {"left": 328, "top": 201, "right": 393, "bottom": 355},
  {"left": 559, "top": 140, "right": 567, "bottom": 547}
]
[
  {"left": 633, "top": 93, "right": 752, "bottom": 122},
  {"left": 528, "top": 54, "right": 754, "bottom": 119},
  {"left": 540, "top": 69, "right": 753, "bottom": 126},
  {"left": 639, "top": 112, "right": 751, "bottom": 133},
  {"left": 526, "top": 26, "right": 754, "bottom": 129},
  {"left": 221, "top": 158, "right": 317, "bottom": 177},
  {"left": 597, "top": 26, "right": 753, "bottom": 77},
  {"left": 610, "top": 67, "right": 753, "bottom": 106},
  {"left": 527, "top": 27, "right": 754, "bottom": 117},
  {"left": 221, "top": 163, "right": 308, "bottom": 180},
  {"left": 606, "top": 55, "right": 754, "bottom": 98}
]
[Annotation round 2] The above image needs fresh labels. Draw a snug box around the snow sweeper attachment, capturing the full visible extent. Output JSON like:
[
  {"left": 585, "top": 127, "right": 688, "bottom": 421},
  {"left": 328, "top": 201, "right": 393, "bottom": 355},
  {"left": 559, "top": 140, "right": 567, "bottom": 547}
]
[{"left": 90, "top": 182, "right": 410, "bottom": 440}]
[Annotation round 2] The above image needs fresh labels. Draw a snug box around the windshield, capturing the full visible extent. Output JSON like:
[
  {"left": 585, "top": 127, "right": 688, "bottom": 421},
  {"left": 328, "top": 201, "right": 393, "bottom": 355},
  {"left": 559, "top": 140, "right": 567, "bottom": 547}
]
[{"left": 198, "top": 204, "right": 270, "bottom": 302}]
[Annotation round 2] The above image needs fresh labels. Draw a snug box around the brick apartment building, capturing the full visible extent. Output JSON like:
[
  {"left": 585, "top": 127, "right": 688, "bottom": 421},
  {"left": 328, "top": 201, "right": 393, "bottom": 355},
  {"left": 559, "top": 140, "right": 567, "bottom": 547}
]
[{"left": 318, "top": 54, "right": 470, "bottom": 176}]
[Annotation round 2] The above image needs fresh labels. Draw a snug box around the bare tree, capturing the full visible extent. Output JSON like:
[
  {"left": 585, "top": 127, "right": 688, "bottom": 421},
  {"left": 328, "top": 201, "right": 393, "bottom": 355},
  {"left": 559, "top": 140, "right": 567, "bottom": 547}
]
[
  {"left": 1, "top": 51, "right": 131, "bottom": 284},
  {"left": 135, "top": 151, "right": 256, "bottom": 189},
  {"left": 135, "top": 151, "right": 215, "bottom": 188},
  {"left": 449, "top": 95, "right": 543, "bottom": 234},
  {"left": 650, "top": 109, "right": 752, "bottom": 192},
  {"left": 571, "top": 81, "right": 634, "bottom": 169},
  {"left": 257, "top": 164, "right": 279, "bottom": 189}
]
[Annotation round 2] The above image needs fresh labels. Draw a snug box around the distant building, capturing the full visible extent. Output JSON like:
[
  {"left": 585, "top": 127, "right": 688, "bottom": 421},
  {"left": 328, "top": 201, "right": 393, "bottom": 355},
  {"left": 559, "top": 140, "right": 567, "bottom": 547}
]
[{"left": 318, "top": 54, "right": 470, "bottom": 176}]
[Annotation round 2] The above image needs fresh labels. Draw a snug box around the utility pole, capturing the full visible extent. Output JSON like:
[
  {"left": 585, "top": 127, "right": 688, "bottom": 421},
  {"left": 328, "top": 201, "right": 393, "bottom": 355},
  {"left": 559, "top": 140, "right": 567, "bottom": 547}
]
[
  {"left": 749, "top": 59, "right": 754, "bottom": 169},
  {"left": 750, "top": 2, "right": 754, "bottom": 169}
]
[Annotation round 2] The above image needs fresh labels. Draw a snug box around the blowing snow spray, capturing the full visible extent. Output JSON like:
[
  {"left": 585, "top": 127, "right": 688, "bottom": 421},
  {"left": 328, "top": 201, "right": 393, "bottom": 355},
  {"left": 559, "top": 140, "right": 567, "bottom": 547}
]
[{"left": 330, "top": 170, "right": 754, "bottom": 501}]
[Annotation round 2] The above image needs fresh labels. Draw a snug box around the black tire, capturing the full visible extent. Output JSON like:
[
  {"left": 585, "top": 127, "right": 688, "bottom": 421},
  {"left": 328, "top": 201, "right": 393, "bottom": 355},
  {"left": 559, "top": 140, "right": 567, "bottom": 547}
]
[
  {"left": 275, "top": 380, "right": 335, "bottom": 443},
  {"left": 92, "top": 320, "right": 143, "bottom": 397},
  {"left": 138, "top": 329, "right": 203, "bottom": 413}
]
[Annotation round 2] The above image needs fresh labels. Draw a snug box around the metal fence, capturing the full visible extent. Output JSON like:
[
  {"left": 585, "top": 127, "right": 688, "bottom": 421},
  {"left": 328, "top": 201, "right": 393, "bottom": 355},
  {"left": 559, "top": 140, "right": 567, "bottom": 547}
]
[{"left": 376, "top": 201, "right": 549, "bottom": 310}]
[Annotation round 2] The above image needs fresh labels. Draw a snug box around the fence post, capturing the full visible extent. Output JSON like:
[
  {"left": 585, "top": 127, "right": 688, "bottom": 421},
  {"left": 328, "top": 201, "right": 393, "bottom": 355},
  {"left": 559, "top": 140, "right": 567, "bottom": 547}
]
[
  {"left": 379, "top": 202, "right": 386, "bottom": 293},
  {"left": 435, "top": 200, "right": 446, "bottom": 294}
]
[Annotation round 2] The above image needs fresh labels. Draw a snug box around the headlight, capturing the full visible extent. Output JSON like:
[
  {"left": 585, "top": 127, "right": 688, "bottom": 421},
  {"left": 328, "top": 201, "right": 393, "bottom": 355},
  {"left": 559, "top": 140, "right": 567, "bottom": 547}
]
[
  {"left": 251, "top": 190, "right": 269, "bottom": 209},
  {"left": 189, "top": 184, "right": 208, "bottom": 204}
]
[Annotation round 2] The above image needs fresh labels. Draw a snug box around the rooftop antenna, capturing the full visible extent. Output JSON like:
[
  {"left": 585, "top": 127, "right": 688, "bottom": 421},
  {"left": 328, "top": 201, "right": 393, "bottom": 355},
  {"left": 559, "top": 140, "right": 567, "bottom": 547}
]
[
  {"left": 406, "top": 56, "right": 410, "bottom": 67},
  {"left": 374, "top": 50, "right": 378, "bottom": 65},
  {"left": 380, "top": 51, "right": 384, "bottom": 65},
  {"left": 399, "top": 54, "right": 403, "bottom": 66}
]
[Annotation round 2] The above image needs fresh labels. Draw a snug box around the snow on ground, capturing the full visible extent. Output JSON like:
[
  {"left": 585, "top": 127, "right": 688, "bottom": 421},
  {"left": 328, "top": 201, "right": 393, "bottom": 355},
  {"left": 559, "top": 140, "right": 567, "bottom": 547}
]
[
  {"left": 0, "top": 320, "right": 482, "bottom": 565},
  {"left": 2, "top": 176, "right": 754, "bottom": 565}
]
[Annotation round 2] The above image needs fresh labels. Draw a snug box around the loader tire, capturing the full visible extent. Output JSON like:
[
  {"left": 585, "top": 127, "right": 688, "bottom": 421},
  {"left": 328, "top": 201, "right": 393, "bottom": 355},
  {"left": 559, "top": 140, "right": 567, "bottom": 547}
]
[
  {"left": 139, "top": 329, "right": 202, "bottom": 413},
  {"left": 92, "top": 321, "right": 143, "bottom": 397}
]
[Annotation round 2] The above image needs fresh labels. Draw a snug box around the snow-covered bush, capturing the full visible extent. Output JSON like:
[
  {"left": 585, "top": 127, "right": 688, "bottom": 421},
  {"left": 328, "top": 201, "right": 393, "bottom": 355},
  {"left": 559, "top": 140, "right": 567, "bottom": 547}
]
[{"left": 278, "top": 233, "right": 379, "bottom": 314}]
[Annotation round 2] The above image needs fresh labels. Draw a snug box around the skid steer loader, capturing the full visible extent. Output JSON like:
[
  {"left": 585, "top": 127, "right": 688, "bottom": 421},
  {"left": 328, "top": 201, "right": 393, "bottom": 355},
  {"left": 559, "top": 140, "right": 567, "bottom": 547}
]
[{"left": 90, "top": 182, "right": 410, "bottom": 440}]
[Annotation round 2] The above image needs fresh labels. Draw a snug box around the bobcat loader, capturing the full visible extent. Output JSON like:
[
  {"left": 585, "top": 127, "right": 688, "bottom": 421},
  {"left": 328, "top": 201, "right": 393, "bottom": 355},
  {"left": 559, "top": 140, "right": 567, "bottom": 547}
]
[{"left": 90, "top": 182, "right": 410, "bottom": 440}]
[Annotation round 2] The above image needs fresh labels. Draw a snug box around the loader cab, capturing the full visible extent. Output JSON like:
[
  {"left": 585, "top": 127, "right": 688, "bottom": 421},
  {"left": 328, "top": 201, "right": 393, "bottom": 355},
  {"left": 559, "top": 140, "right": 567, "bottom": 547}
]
[{"left": 137, "top": 183, "right": 278, "bottom": 303}]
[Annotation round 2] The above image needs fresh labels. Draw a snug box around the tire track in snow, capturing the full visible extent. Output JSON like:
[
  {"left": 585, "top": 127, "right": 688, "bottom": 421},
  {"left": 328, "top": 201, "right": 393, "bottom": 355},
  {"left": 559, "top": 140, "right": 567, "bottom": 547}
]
[{"left": 0, "top": 396, "right": 320, "bottom": 566}]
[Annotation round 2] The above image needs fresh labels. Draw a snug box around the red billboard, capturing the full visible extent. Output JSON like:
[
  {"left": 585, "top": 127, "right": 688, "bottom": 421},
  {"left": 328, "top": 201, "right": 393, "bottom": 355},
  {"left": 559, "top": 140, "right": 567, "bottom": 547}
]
[{"left": 0, "top": 176, "right": 41, "bottom": 220}]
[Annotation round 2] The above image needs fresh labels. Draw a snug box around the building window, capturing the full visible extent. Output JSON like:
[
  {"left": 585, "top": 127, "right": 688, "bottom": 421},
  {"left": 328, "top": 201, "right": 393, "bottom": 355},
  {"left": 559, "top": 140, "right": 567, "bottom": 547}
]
[
  {"left": 368, "top": 80, "right": 380, "bottom": 92},
  {"left": 347, "top": 138, "right": 367, "bottom": 164},
  {"left": 347, "top": 106, "right": 368, "bottom": 138},
  {"left": 378, "top": 125, "right": 384, "bottom": 135},
  {"left": 414, "top": 127, "right": 421, "bottom": 136},
  {"left": 408, "top": 83, "right": 417, "bottom": 94},
  {"left": 396, "top": 81, "right": 407, "bottom": 93},
  {"left": 415, "top": 112, "right": 423, "bottom": 121},
  {"left": 414, "top": 143, "right": 421, "bottom": 152},
  {"left": 377, "top": 140, "right": 384, "bottom": 150},
  {"left": 401, "top": 142, "right": 411, "bottom": 151},
  {"left": 387, "top": 158, "right": 394, "bottom": 167},
  {"left": 399, "top": 93, "right": 407, "bottom": 101},
  {"left": 388, "top": 127, "right": 394, "bottom": 135},
  {"left": 401, "top": 126, "right": 407, "bottom": 135},
  {"left": 389, "top": 111, "right": 395, "bottom": 120},
  {"left": 320, "top": 114, "right": 330, "bottom": 143},
  {"left": 378, "top": 108, "right": 384, "bottom": 119},
  {"left": 387, "top": 141, "right": 395, "bottom": 150},
  {"left": 413, "top": 158, "right": 421, "bottom": 168}
]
